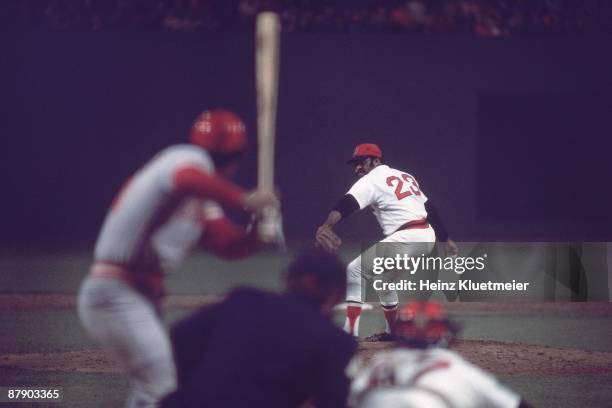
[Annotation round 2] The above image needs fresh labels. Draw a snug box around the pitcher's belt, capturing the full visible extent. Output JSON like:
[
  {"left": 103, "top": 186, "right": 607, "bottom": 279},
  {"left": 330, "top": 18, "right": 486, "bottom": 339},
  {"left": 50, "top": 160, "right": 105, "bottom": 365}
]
[{"left": 396, "top": 219, "right": 430, "bottom": 232}]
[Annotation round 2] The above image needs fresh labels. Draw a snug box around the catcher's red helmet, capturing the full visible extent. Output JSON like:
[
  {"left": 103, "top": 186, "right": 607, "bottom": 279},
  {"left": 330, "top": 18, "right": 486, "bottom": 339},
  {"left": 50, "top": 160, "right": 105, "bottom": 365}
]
[
  {"left": 347, "top": 143, "right": 382, "bottom": 164},
  {"left": 190, "top": 110, "right": 247, "bottom": 154},
  {"left": 393, "top": 301, "right": 459, "bottom": 348}
]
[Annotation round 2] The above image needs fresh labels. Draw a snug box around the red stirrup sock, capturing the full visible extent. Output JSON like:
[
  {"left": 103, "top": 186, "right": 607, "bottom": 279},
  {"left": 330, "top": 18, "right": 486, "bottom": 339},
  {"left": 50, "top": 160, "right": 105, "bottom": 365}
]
[
  {"left": 344, "top": 302, "right": 363, "bottom": 336},
  {"left": 382, "top": 304, "right": 399, "bottom": 333}
]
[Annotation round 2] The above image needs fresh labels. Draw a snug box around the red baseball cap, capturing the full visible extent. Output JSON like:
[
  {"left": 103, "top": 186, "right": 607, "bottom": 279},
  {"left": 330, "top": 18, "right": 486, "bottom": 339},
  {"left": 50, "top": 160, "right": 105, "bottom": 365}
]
[{"left": 347, "top": 143, "right": 382, "bottom": 164}]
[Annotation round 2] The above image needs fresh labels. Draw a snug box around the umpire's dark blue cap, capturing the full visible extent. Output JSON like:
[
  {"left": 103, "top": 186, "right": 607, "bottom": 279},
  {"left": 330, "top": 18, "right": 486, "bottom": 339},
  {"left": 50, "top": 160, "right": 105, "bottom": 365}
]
[{"left": 286, "top": 248, "right": 346, "bottom": 295}]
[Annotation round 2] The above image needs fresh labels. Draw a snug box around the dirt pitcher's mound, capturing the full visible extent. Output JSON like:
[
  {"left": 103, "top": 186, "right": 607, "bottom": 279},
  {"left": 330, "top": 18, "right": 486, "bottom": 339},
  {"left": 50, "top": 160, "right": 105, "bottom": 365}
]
[
  {"left": 0, "top": 294, "right": 222, "bottom": 311},
  {"left": 2, "top": 340, "right": 612, "bottom": 376},
  {"left": 0, "top": 349, "right": 118, "bottom": 373},
  {"left": 2, "top": 295, "right": 612, "bottom": 316},
  {"left": 357, "top": 339, "right": 612, "bottom": 375}
]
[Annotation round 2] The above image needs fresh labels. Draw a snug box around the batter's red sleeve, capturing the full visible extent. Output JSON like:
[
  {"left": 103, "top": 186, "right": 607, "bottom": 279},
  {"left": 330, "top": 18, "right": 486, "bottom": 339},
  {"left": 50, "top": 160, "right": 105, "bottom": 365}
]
[
  {"left": 200, "top": 217, "right": 260, "bottom": 260},
  {"left": 172, "top": 165, "right": 246, "bottom": 209}
]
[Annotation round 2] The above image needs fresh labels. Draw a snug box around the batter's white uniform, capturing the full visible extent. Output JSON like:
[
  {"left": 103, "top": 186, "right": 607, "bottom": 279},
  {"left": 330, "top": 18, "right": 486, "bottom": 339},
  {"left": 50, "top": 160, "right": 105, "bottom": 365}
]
[
  {"left": 345, "top": 165, "right": 436, "bottom": 310},
  {"left": 78, "top": 144, "right": 225, "bottom": 408},
  {"left": 348, "top": 348, "right": 521, "bottom": 408},
  {"left": 95, "top": 144, "right": 223, "bottom": 270}
]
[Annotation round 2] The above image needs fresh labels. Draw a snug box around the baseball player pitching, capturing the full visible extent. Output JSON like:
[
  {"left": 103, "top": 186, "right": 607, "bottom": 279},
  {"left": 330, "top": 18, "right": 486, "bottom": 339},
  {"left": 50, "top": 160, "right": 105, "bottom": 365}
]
[
  {"left": 77, "top": 110, "right": 279, "bottom": 407},
  {"left": 315, "top": 143, "right": 457, "bottom": 341},
  {"left": 347, "top": 301, "right": 531, "bottom": 408}
]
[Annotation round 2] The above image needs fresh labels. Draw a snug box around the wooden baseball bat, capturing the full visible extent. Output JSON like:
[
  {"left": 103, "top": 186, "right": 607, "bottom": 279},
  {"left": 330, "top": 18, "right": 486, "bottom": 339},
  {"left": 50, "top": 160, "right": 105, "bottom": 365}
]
[
  {"left": 256, "top": 12, "right": 280, "bottom": 192},
  {"left": 256, "top": 12, "right": 285, "bottom": 246}
]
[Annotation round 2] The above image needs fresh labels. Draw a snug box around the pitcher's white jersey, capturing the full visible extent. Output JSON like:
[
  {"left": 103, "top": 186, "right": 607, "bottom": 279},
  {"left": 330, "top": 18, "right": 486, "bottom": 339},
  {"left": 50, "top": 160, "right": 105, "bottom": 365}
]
[
  {"left": 348, "top": 348, "right": 520, "bottom": 408},
  {"left": 94, "top": 144, "right": 223, "bottom": 273},
  {"left": 347, "top": 165, "right": 428, "bottom": 236}
]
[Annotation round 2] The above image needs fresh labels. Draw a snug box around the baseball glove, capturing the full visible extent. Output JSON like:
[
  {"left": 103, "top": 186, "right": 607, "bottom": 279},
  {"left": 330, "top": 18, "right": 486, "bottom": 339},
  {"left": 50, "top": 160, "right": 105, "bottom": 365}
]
[{"left": 315, "top": 225, "right": 342, "bottom": 253}]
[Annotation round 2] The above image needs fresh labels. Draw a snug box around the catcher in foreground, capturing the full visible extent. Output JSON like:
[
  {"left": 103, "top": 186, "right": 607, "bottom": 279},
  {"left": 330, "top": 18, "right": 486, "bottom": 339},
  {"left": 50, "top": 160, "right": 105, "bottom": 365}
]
[{"left": 348, "top": 301, "right": 533, "bottom": 408}]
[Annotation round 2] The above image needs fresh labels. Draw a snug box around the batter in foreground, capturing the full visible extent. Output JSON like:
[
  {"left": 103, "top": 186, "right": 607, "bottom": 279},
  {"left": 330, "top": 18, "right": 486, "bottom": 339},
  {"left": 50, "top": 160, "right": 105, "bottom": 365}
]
[{"left": 78, "top": 110, "right": 279, "bottom": 407}]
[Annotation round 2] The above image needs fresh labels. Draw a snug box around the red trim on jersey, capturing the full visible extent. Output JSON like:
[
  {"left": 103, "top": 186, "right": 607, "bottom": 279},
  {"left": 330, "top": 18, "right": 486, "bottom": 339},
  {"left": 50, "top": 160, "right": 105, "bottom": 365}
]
[
  {"left": 173, "top": 166, "right": 245, "bottom": 209},
  {"left": 411, "top": 360, "right": 451, "bottom": 384},
  {"left": 110, "top": 176, "right": 134, "bottom": 211},
  {"left": 200, "top": 217, "right": 260, "bottom": 260},
  {"left": 396, "top": 219, "right": 430, "bottom": 232}
]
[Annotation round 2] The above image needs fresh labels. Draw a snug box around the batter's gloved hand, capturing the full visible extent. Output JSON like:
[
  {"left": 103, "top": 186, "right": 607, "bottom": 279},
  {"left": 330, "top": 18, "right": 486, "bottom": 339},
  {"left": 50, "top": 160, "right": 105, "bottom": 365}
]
[
  {"left": 243, "top": 189, "right": 278, "bottom": 215},
  {"left": 315, "top": 225, "right": 342, "bottom": 253},
  {"left": 257, "top": 204, "right": 286, "bottom": 248}
]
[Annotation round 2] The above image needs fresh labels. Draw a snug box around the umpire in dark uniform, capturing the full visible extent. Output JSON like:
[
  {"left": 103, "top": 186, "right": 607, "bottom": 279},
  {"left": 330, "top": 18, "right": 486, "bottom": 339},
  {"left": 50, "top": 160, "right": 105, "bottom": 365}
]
[{"left": 162, "top": 249, "right": 358, "bottom": 408}]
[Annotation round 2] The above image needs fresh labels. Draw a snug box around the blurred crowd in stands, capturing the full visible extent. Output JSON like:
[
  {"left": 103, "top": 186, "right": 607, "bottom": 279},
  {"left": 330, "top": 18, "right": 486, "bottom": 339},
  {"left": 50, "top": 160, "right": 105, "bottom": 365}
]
[{"left": 4, "top": 0, "right": 611, "bottom": 36}]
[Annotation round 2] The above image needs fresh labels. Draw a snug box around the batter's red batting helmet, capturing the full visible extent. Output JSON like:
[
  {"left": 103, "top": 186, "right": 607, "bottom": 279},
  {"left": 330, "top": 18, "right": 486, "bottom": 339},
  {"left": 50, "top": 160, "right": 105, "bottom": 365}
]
[
  {"left": 347, "top": 143, "right": 382, "bottom": 164},
  {"left": 393, "top": 301, "right": 459, "bottom": 348},
  {"left": 190, "top": 110, "right": 247, "bottom": 154}
]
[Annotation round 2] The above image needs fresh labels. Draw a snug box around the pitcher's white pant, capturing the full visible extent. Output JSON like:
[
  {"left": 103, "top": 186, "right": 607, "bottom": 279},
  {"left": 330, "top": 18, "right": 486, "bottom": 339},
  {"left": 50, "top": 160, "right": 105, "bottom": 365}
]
[
  {"left": 77, "top": 276, "right": 176, "bottom": 408},
  {"left": 346, "top": 227, "right": 436, "bottom": 306},
  {"left": 359, "top": 388, "right": 448, "bottom": 408}
]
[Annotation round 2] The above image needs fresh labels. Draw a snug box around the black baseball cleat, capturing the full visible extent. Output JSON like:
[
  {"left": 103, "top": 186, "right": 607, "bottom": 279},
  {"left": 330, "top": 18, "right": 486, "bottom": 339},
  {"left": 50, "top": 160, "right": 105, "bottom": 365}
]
[{"left": 364, "top": 331, "right": 395, "bottom": 342}]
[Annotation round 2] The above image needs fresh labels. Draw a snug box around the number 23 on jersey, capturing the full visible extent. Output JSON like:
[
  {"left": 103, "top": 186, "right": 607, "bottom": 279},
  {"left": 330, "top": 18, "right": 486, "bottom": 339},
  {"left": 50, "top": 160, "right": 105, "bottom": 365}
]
[{"left": 386, "top": 173, "right": 421, "bottom": 200}]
